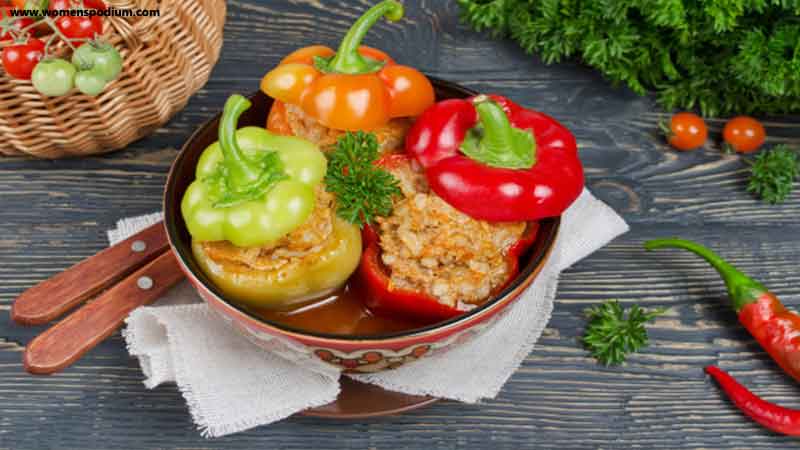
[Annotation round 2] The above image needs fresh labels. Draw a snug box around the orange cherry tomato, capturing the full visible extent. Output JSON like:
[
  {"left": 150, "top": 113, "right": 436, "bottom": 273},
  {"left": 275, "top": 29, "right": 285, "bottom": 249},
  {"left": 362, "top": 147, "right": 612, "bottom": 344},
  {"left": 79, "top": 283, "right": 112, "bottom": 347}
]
[
  {"left": 300, "top": 73, "right": 391, "bottom": 131},
  {"left": 723, "top": 116, "right": 766, "bottom": 153},
  {"left": 665, "top": 112, "right": 707, "bottom": 151},
  {"left": 379, "top": 65, "right": 435, "bottom": 118}
]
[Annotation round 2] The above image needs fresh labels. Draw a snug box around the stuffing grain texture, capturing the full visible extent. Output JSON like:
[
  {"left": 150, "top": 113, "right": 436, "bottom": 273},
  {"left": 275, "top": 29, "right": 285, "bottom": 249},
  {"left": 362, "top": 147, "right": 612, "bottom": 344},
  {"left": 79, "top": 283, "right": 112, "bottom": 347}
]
[{"left": 377, "top": 160, "right": 526, "bottom": 309}]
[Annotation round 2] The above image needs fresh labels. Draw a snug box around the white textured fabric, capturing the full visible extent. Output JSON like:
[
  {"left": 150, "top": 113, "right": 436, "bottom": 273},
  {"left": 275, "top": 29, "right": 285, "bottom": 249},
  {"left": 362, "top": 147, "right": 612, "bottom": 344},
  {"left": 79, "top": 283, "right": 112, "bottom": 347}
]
[{"left": 117, "top": 188, "right": 628, "bottom": 437}]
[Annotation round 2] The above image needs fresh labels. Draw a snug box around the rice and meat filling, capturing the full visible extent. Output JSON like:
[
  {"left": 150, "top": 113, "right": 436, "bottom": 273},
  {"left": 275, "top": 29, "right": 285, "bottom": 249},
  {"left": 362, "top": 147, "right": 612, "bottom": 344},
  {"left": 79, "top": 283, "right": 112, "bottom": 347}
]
[
  {"left": 201, "top": 188, "right": 336, "bottom": 273},
  {"left": 283, "top": 103, "right": 411, "bottom": 153},
  {"left": 377, "top": 160, "right": 527, "bottom": 309}
]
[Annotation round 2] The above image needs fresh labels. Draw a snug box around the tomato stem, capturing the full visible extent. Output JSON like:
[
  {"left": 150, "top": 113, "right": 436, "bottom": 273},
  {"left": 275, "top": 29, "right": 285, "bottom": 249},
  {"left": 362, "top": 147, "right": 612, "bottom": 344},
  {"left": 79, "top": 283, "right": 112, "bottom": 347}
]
[
  {"left": 721, "top": 142, "right": 737, "bottom": 155},
  {"left": 43, "top": 33, "right": 56, "bottom": 55},
  {"left": 17, "top": 18, "right": 42, "bottom": 36},
  {"left": 658, "top": 119, "right": 673, "bottom": 139},
  {"left": 42, "top": 17, "right": 77, "bottom": 51}
]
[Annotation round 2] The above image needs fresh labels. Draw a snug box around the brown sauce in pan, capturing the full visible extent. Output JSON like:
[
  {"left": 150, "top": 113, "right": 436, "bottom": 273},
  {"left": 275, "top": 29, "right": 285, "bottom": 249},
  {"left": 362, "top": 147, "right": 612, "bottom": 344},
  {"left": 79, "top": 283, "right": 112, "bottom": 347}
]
[{"left": 249, "top": 281, "right": 423, "bottom": 336}]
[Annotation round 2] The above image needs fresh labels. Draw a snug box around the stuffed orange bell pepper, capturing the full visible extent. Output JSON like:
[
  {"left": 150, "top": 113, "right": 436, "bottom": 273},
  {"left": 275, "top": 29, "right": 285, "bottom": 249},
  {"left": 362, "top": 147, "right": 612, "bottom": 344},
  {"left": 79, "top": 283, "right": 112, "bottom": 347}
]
[{"left": 260, "top": 0, "right": 434, "bottom": 132}]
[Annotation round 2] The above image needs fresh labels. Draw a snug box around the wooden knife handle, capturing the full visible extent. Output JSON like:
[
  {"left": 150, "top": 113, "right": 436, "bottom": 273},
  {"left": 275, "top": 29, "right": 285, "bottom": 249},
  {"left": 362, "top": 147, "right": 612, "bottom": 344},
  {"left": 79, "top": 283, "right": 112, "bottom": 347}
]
[
  {"left": 23, "top": 251, "right": 184, "bottom": 375},
  {"left": 12, "top": 222, "right": 169, "bottom": 325}
]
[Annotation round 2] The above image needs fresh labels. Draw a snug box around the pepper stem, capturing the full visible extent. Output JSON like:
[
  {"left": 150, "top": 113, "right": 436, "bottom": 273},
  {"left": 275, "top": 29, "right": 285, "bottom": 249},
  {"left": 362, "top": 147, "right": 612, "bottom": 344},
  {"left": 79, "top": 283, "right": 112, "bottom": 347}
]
[
  {"left": 326, "top": 0, "right": 404, "bottom": 74},
  {"left": 219, "top": 95, "right": 262, "bottom": 190},
  {"left": 644, "top": 238, "right": 768, "bottom": 313},
  {"left": 460, "top": 96, "right": 536, "bottom": 169},
  {"left": 474, "top": 97, "right": 515, "bottom": 156}
]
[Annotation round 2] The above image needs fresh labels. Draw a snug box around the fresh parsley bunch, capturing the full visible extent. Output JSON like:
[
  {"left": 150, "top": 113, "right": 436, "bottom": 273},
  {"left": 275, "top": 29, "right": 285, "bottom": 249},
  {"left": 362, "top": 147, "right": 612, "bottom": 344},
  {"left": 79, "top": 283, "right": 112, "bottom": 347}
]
[{"left": 458, "top": 0, "right": 800, "bottom": 116}]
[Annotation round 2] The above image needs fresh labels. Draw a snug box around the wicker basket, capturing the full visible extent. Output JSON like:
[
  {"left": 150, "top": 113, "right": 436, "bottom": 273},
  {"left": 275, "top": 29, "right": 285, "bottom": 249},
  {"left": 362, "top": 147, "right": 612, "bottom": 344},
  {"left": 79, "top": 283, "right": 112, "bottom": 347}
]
[{"left": 0, "top": 0, "right": 225, "bottom": 158}]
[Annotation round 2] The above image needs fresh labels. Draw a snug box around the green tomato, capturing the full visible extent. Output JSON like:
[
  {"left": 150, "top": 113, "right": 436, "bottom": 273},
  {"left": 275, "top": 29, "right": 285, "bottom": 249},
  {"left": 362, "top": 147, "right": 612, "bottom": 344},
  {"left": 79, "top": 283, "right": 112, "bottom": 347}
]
[
  {"left": 32, "top": 59, "right": 76, "bottom": 97},
  {"left": 72, "top": 43, "right": 123, "bottom": 81},
  {"left": 75, "top": 70, "right": 107, "bottom": 96}
]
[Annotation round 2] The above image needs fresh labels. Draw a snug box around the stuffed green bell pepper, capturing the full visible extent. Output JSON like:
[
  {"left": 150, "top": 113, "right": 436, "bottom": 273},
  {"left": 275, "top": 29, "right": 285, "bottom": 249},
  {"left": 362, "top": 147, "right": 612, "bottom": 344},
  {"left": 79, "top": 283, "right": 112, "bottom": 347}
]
[{"left": 181, "top": 94, "right": 362, "bottom": 309}]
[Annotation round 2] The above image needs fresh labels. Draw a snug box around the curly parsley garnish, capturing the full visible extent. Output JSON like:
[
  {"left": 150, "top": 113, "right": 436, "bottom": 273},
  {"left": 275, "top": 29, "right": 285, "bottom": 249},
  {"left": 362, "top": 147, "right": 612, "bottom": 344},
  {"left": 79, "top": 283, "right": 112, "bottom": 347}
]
[
  {"left": 583, "top": 300, "right": 665, "bottom": 366},
  {"left": 324, "top": 132, "right": 401, "bottom": 227},
  {"left": 747, "top": 145, "right": 799, "bottom": 204}
]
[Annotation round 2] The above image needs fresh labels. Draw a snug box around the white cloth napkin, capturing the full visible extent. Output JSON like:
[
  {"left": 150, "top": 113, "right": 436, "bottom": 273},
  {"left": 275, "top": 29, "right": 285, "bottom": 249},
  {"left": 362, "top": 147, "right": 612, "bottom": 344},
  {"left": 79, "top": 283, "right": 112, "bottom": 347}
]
[{"left": 118, "top": 188, "right": 628, "bottom": 437}]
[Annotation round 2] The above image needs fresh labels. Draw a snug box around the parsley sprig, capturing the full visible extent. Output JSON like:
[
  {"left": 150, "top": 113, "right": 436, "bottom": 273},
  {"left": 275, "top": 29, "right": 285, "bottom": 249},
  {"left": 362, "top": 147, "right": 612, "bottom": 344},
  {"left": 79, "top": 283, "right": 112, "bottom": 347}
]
[
  {"left": 324, "top": 132, "right": 401, "bottom": 227},
  {"left": 747, "top": 145, "right": 799, "bottom": 204},
  {"left": 583, "top": 300, "right": 665, "bottom": 366}
]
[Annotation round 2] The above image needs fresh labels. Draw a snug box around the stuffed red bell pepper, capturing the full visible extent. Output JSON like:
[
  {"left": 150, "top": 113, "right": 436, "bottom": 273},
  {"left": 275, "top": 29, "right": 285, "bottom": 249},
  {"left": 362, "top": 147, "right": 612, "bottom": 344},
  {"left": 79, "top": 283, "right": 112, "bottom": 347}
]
[
  {"left": 406, "top": 94, "right": 584, "bottom": 222},
  {"left": 355, "top": 96, "right": 583, "bottom": 323},
  {"left": 356, "top": 154, "right": 540, "bottom": 323}
]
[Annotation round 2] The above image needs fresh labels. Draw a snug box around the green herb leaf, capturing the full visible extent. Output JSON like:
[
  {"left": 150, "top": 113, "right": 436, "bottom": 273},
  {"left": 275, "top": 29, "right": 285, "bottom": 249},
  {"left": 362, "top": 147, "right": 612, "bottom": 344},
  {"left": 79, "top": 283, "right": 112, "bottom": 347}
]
[
  {"left": 203, "top": 151, "right": 287, "bottom": 208},
  {"left": 583, "top": 300, "right": 665, "bottom": 366},
  {"left": 747, "top": 145, "right": 799, "bottom": 204},
  {"left": 324, "top": 132, "right": 402, "bottom": 227}
]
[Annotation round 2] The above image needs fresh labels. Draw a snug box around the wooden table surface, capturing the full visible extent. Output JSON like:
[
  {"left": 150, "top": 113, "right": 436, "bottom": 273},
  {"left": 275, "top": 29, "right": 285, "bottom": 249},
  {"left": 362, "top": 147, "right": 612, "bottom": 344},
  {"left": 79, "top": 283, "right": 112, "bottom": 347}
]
[{"left": 3, "top": 1, "right": 800, "bottom": 448}]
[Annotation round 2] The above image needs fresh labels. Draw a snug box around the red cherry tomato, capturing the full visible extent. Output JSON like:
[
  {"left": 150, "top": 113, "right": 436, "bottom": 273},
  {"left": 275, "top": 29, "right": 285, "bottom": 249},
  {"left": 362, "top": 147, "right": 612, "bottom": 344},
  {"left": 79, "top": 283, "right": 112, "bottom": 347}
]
[
  {"left": 55, "top": 15, "right": 102, "bottom": 46},
  {"left": 665, "top": 112, "right": 707, "bottom": 151},
  {"left": 0, "top": 6, "right": 33, "bottom": 41},
  {"left": 49, "top": 0, "right": 107, "bottom": 11},
  {"left": 1, "top": 37, "right": 44, "bottom": 79},
  {"left": 723, "top": 116, "right": 766, "bottom": 153}
]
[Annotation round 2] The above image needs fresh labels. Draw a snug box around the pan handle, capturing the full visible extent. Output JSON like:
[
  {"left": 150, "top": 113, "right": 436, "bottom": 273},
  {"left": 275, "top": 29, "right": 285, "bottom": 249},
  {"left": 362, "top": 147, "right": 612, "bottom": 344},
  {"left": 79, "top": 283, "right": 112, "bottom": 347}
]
[
  {"left": 23, "top": 251, "right": 184, "bottom": 375},
  {"left": 12, "top": 222, "right": 170, "bottom": 325}
]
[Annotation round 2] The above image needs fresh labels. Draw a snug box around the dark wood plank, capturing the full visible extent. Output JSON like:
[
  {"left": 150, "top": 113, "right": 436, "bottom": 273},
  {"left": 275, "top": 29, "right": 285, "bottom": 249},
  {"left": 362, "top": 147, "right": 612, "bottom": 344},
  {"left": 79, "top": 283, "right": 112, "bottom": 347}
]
[{"left": 1, "top": 0, "right": 800, "bottom": 449}]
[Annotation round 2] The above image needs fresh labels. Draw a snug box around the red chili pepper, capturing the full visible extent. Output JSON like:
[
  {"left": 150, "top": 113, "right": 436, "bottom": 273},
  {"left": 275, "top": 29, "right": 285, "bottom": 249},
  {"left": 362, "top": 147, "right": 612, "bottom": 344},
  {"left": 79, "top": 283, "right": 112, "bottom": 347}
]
[
  {"left": 705, "top": 366, "right": 800, "bottom": 436},
  {"left": 645, "top": 238, "right": 800, "bottom": 383},
  {"left": 357, "top": 155, "right": 539, "bottom": 322},
  {"left": 405, "top": 94, "right": 584, "bottom": 222}
]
